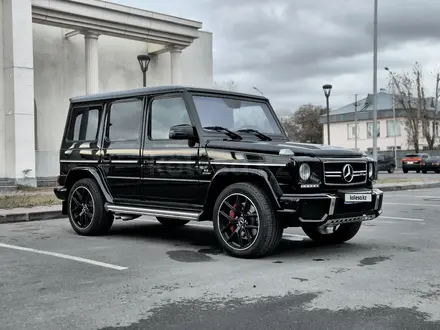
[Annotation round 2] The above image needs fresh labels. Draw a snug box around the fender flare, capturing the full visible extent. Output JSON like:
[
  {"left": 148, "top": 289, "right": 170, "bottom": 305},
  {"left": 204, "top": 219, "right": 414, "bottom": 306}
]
[
  {"left": 206, "top": 167, "right": 283, "bottom": 209},
  {"left": 65, "top": 167, "right": 114, "bottom": 204}
]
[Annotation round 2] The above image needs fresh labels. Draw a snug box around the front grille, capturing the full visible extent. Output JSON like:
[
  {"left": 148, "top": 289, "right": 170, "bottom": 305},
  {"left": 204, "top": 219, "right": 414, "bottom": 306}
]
[{"left": 323, "top": 161, "right": 367, "bottom": 186}]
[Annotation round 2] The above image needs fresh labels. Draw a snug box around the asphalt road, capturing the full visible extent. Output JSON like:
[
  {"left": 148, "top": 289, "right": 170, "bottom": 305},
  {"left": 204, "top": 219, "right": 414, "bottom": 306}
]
[
  {"left": 1, "top": 188, "right": 440, "bottom": 330},
  {"left": 377, "top": 169, "right": 440, "bottom": 180}
]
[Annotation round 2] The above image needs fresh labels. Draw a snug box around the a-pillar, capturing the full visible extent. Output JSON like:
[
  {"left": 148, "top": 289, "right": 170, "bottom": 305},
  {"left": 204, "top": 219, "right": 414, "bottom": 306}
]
[
  {"left": 84, "top": 31, "right": 100, "bottom": 94},
  {"left": 3, "top": 0, "right": 37, "bottom": 186},
  {"left": 170, "top": 47, "right": 182, "bottom": 85}
]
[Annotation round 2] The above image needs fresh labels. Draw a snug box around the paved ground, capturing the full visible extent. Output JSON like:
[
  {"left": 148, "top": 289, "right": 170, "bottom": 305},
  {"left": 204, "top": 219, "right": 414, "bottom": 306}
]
[
  {"left": 378, "top": 170, "right": 440, "bottom": 180},
  {"left": 1, "top": 188, "right": 440, "bottom": 329}
]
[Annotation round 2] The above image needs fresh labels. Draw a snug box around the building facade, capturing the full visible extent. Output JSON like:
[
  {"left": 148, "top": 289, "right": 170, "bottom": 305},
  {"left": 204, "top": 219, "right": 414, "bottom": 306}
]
[
  {"left": 0, "top": 0, "right": 213, "bottom": 186},
  {"left": 319, "top": 91, "right": 439, "bottom": 153}
]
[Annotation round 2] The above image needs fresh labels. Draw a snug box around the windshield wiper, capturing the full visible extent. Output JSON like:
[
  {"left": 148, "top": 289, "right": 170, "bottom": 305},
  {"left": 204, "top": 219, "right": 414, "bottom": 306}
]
[
  {"left": 237, "top": 128, "right": 272, "bottom": 141},
  {"left": 203, "top": 126, "right": 243, "bottom": 140}
]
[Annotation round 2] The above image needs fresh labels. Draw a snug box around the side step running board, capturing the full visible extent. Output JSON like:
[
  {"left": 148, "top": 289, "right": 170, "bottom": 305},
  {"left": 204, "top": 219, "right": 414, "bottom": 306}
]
[{"left": 105, "top": 204, "right": 200, "bottom": 221}]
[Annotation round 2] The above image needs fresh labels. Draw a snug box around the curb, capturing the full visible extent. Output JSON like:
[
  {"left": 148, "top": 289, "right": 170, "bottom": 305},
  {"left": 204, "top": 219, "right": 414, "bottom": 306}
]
[
  {"left": 375, "top": 181, "right": 440, "bottom": 192},
  {"left": 1, "top": 181, "right": 440, "bottom": 224},
  {"left": 0, "top": 209, "right": 66, "bottom": 224}
]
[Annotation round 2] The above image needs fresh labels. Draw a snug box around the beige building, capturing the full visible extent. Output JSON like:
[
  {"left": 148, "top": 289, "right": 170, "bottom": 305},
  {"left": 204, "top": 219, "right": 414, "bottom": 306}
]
[
  {"left": 0, "top": 0, "right": 213, "bottom": 187},
  {"left": 319, "top": 91, "right": 439, "bottom": 153}
]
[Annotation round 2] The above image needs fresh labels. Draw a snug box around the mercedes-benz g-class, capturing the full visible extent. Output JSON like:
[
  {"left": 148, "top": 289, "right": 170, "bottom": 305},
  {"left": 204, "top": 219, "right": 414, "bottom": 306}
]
[{"left": 54, "top": 86, "right": 383, "bottom": 258}]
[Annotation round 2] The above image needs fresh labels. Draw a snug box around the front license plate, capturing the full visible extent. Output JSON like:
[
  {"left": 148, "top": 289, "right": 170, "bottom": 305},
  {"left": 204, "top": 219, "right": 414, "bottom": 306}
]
[{"left": 345, "top": 193, "right": 372, "bottom": 203}]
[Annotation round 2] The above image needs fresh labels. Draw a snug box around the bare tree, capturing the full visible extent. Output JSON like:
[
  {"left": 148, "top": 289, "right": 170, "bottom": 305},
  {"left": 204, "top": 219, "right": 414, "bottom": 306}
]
[{"left": 280, "top": 104, "right": 326, "bottom": 143}]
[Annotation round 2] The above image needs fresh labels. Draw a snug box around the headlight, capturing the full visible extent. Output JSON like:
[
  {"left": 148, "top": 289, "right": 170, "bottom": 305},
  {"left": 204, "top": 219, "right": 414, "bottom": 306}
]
[
  {"left": 299, "top": 163, "right": 311, "bottom": 181},
  {"left": 368, "top": 163, "right": 374, "bottom": 178}
]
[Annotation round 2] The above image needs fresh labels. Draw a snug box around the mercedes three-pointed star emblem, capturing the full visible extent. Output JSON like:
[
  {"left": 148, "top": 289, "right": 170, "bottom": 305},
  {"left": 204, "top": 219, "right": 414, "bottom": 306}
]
[{"left": 342, "top": 164, "right": 354, "bottom": 183}]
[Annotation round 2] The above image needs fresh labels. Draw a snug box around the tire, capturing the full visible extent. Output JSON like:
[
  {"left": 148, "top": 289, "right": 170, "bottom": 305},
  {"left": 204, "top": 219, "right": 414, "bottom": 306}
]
[
  {"left": 403, "top": 169, "right": 408, "bottom": 173},
  {"left": 67, "top": 178, "right": 113, "bottom": 236},
  {"left": 388, "top": 165, "right": 395, "bottom": 173},
  {"left": 422, "top": 170, "right": 427, "bottom": 174},
  {"left": 156, "top": 217, "right": 190, "bottom": 227},
  {"left": 212, "top": 182, "right": 283, "bottom": 259},
  {"left": 302, "top": 222, "right": 362, "bottom": 245},
  {"left": 416, "top": 170, "right": 420, "bottom": 173}
]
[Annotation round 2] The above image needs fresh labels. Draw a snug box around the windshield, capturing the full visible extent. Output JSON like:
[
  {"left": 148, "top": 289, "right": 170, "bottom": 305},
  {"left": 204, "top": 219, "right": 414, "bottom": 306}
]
[{"left": 192, "top": 95, "right": 283, "bottom": 135}]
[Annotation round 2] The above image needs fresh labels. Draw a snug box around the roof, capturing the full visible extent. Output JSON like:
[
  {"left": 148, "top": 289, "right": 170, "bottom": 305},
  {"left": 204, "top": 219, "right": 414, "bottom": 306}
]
[
  {"left": 70, "top": 85, "right": 268, "bottom": 103},
  {"left": 319, "top": 91, "right": 437, "bottom": 124}
]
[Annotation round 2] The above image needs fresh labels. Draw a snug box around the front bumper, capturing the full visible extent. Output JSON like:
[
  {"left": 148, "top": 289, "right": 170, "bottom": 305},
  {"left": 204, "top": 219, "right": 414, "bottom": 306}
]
[{"left": 279, "top": 188, "right": 383, "bottom": 227}]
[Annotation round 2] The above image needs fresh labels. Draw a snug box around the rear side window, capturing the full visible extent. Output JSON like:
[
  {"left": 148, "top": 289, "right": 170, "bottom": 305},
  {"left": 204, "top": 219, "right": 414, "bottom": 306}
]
[
  {"left": 66, "top": 106, "right": 102, "bottom": 141},
  {"left": 107, "top": 99, "right": 144, "bottom": 141}
]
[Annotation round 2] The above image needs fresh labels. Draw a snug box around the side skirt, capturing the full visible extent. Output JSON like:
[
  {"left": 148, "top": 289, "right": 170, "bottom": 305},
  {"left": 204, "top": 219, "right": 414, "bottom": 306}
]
[{"left": 105, "top": 204, "right": 201, "bottom": 221}]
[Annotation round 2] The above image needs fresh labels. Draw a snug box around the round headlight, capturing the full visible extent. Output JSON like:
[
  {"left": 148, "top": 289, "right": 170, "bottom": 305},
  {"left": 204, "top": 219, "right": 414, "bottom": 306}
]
[
  {"left": 368, "top": 163, "right": 374, "bottom": 178},
  {"left": 299, "top": 163, "right": 311, "bottom": 181}
]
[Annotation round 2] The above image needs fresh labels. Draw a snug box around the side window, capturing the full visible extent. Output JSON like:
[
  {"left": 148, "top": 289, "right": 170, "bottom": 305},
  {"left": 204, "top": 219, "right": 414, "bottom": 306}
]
[
  {"left": 150, "top": 96, "right": 191, "bottom": 140},
  {"left": 108, "top": 99, "right": 143, "bottom": 142},
  {"left": 66, "top": 106, "right": 102, "bottom": 141}
]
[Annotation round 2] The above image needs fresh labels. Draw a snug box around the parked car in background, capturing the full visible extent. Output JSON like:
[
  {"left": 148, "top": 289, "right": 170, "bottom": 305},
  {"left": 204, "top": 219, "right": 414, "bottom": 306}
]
[
  {"left": 377, "top": 154, "right": 396, "bottom": 173},
  {"left": 401, "top": 153, "right": 429, "bottom": 173},
  {"left": 421, "top": 155, "right": 440, "bottom": 173}
]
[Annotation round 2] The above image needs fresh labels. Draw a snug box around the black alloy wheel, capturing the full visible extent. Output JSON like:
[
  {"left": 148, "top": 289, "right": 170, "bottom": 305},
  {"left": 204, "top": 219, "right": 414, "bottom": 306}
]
[{"left": 68, "top": 178, "right": 113, "bottom": 236}]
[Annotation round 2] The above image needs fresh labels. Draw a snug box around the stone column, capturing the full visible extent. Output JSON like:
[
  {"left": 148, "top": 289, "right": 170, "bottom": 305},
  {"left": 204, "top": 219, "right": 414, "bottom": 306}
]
[
  {"left": 170, "top": 47, "right": 182, "bottom": 85},
  {"left": 3, "top": 0, "right": 37, "bottom": 186},
  {"left": 84, "top": 31, "right": 100, "bottom": 94}
]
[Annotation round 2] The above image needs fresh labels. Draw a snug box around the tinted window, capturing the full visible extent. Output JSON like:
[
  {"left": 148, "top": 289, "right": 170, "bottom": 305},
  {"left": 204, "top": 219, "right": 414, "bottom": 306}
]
[
  {"left": 108, "top": 99, "right": 143, "bottom": 141},
  {"left": 150, "top": 97, "right": 191, "bottom": 140},
  {"left": 193, "top": 96, "right": 282, "bottom": 135},
  {"left": 67, "top": 106, "right": 101, "bottom": 141}
]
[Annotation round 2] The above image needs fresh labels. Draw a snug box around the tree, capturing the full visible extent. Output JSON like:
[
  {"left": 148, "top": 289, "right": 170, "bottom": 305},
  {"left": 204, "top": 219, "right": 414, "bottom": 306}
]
[
  {"left": 389, "top": 62, "right": 440, "bottom": 151},
  {"left": 280, "top": 104, "right": 326, "bottom": 143},
  {"left": 214, "top": 79, "right": 238, "bottom": 91}
]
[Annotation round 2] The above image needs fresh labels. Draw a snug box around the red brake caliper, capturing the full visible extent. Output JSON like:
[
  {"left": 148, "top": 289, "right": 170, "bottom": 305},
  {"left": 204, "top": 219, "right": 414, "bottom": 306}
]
[{"left": 229, "top": 203, "right": 237, "bottom": 232}]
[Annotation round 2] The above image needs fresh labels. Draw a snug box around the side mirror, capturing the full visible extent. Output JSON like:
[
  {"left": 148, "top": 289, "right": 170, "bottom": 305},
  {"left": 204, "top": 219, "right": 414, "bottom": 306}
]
[{"left": 169, "top": 124, "right": 197, "bottom": 140}]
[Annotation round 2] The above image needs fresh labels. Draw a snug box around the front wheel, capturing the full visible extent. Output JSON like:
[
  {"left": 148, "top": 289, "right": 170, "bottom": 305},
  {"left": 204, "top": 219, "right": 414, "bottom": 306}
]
[
  {"left": 67, "top": 178, "right": 113, "bottom": 236},
  {"left": 388, "top": 166, "right": 395, "bottom": 173},
  {"left": 403, "top": 169, "right": 408, "bottom": 173},
  {"left": 302, "top": 222, "right": 362, "bottom": 245},
  {"left": 212, "top": 182, "right": 283, "bottom": 259}
]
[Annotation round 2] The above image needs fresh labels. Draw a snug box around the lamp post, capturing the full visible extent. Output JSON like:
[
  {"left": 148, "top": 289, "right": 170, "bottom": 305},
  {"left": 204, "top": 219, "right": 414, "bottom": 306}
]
[
  {"left": 253, "top": 86, "right": 264, "bottom": 96},
  {"left": 137, "top": 54, "right": 151, "bottom": 87},
  {"left": 372, "top": 0, "right": 378, "bottom": 160},
  {"left": 385, "top": 67, "right": 398, "bottom": 167},
  {"left": 323, "top": 84, "right": 333, "bottom": 145}
]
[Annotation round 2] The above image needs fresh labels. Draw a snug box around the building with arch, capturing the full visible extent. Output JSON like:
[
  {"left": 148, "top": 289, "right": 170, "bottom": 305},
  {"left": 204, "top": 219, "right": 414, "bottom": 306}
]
[{"left": 0, "top": 0, "right": 213, "bottom": 187}]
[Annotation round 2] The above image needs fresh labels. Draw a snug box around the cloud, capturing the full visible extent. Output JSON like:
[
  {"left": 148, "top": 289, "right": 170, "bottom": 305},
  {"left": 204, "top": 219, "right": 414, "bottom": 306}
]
[{"left": 111, "top": 0, "right": 440, "bottom": 113}]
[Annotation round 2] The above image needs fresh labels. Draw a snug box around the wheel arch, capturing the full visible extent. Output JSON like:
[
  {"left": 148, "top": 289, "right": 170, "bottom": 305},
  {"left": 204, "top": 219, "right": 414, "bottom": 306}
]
[
  {"left": 199, "top": 168, "right": 283, "bottom": 221},
  {"left": 65, "top": 167, "right": 113, "bottom": 204}
]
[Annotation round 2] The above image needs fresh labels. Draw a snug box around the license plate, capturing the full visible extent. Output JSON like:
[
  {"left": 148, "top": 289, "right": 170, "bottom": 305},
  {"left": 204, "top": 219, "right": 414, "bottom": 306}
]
[
  {"left": 406, "top": 161, "right": 414, "bottom": 164},
  {"left": 345, "top": 193, "right": 372, "bottom": 203}
]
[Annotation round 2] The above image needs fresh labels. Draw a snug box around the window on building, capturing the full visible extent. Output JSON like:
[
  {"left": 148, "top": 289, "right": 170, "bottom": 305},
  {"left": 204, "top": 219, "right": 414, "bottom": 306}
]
[
  {"left": 67, "top": 106, "right": 103, "bottom": 141},
  {"left": 347, "top": 123, "right": 360, "bottom": 139},
  {"left": 386, "top": 119, "right": 401, "bottom": 137},
  {"left": 108, "top": 99, "right": 143, "bottom": 141},
  {"left": 150, "top": 96, "right": 192, "bottom": 140},
  {"left": 367, "top": 121, "right": 380, "bottom": 138}
]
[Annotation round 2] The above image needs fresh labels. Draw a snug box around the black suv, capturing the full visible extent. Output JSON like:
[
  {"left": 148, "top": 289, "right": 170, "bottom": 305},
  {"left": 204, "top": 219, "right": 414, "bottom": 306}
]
[
  {"left": 377, "top": 154, "right": 396, "bottom": 173},
  {"left": 54, "top": 86, "right": 383, "bottom": 258}
]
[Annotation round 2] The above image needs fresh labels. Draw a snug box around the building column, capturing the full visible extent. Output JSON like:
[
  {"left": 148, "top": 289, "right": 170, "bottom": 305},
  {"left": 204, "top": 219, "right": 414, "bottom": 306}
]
[
  {"left": 3, "top": 0, "right": 36, "bottom": 186},
  {"left": 170, "top": 47, "right": 182, "bottom": 85},
  {"left": 84, "top": 31, "right": 100, "bottom": 94}
]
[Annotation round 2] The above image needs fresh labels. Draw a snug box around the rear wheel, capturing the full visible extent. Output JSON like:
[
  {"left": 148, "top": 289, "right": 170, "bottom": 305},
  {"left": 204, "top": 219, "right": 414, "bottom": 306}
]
[
  {"left": 388, "top": 165, "right": 395, "bottom": 173},
  {"left": 416, "top": 170, "right": 421, "bottom": 173},
  {"left": 302, "top": 222, "right": 362, "bottom": 245},
  {"left": 422, "top": 169, "right": 427, "bottom": 174},
  {"left": 212, "top": 182, "right": 283, "bottom": 259},
  {"left": 67, "top": 178, "right": 113, "bottom": 236},
  {"left": 156, "top": 217, "right": 190, "bottom": 227},
  {"left": 403, "top": 169, "right": 408, "bottom": 173}
]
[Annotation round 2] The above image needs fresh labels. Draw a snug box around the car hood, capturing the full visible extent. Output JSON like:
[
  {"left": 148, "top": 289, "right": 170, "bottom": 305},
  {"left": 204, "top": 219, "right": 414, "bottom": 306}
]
[{"left": 205, "top": 140, "right": 363, "bottom": 158}]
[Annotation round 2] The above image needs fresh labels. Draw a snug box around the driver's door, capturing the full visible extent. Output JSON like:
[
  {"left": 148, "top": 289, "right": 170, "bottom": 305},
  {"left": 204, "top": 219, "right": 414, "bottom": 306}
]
[{"left": 141, "top": 94, "right": 201, "bottom": 204}]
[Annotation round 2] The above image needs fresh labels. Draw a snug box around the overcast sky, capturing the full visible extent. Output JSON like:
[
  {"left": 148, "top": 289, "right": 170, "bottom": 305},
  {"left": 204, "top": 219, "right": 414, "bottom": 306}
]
[{"left": 111, "top": 0, "right": 440, "bottom": 116}]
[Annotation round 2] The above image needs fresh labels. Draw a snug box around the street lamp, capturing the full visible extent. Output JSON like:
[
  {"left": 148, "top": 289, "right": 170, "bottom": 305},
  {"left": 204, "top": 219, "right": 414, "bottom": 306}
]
[
  {"left": 385, "top": 67, "right": 398, "bottom": 168},
  {"left": 137, "top": 53, "right": 151, "bottom": 87},
  {"left": 372, "top": 0, "right": 378, "bottom": 160},
  {"left": 253, "top": 86, "right": 264, "bottom": 96},
  {"left": 323, "top": 84, "right": 333, "bottom": 145}
]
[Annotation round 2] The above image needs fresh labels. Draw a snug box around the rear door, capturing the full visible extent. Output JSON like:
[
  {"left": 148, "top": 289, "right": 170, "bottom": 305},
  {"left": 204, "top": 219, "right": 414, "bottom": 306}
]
[{"left": 100, "top": 97, "right": 145, "bottom": 202}]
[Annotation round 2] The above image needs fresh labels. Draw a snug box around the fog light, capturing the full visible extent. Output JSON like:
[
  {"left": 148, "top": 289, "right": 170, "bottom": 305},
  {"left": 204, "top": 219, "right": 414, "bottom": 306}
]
[{"left": 299, "top": 163, "right": 311, "bottom": 181}]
